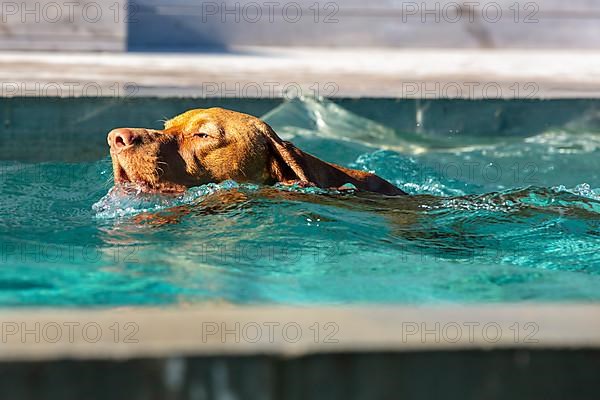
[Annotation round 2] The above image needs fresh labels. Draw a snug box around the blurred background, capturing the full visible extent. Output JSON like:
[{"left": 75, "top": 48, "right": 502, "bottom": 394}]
[
  {"left": 1, "top": 0, "right": 599, "bottom": 51},
  {"left": 1, "top": 0, "right": 598, "bottom": 99}
]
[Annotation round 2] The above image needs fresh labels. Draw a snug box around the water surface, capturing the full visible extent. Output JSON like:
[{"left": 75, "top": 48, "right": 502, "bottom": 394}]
[{"left": 1, "top": 97, "right": 600, "bottom": 306}]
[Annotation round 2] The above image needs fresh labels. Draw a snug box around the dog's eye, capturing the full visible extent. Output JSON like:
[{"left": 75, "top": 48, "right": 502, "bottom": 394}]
[{"left": 193, "top": 133, "right": 210, "bottom": 139}]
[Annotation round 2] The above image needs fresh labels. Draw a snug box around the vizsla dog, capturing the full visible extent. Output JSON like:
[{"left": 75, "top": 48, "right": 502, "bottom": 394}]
[{"left": 107, "top": 108, "right": 406, "bottom": 196}]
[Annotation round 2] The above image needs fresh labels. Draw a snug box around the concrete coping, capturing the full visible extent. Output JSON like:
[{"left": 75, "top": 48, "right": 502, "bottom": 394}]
[
  {"left": 0, "top": 303, "right": 598, "bottom": 361},
  {"left": 2, "top": 48, "right": 600, "bottom": 98}
]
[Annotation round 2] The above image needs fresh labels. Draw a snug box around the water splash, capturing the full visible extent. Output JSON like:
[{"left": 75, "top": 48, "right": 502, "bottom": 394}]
[
  {"left": 92, "top": 180, "right": 256, "bottom": 219},
  {"left": 262, "top": 96, "right": 428, "bottom": 153}
]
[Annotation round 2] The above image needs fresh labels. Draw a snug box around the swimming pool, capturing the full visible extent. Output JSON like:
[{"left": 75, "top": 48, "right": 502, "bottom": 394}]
[{"left": 1, "top": 97, "right": 600, "bottom": 306}]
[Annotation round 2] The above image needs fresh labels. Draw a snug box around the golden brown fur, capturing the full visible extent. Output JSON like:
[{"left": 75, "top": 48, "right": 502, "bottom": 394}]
[{"left": 107, "top": 107, "right": 406, "bottom": 196}]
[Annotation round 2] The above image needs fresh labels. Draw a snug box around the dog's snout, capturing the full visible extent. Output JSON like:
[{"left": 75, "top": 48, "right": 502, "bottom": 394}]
[{"left": 108, "top": 128, "right": 140, "bottom": 151}]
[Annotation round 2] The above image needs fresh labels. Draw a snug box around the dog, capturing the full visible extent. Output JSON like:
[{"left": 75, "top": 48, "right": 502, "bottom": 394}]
[{"left": 107, "top": 107, "right": 406, "bottom": 196}]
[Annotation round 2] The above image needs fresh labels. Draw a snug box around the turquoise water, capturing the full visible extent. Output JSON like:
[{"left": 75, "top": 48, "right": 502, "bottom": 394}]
[{"left": 2, "top": 97, "right": 600, "bottom": 306}]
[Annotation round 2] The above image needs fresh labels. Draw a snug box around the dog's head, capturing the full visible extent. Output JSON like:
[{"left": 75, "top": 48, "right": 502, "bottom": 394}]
[
  {"left": 107, "top": 107, "right": 318, "bottom": 193},
  {"left": 108, "top": 107, "right": 406, "bottom": 195}
]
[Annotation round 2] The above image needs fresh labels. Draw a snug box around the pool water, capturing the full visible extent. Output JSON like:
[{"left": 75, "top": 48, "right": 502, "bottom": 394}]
[{"left": 1, "top": 97, "right": 600, "bottom": 306}]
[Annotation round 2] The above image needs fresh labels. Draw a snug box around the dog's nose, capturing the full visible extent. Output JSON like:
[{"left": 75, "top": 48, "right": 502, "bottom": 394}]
[{"left": 108, "top": 128, "right": 139, "bottom": 151}]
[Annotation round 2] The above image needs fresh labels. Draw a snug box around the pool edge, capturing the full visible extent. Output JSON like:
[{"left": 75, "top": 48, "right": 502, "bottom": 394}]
[{"left": 0, "top": 303, "right": 598, "bottom": 361}]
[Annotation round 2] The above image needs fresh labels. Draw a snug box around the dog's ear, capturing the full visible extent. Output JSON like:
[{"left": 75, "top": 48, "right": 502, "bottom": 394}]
[
  {"left": 263, "top": 126, "right": 315, "bottom": 184},
  {"left": 260, "top": 123, "right": 407, "bottom": 195}
]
